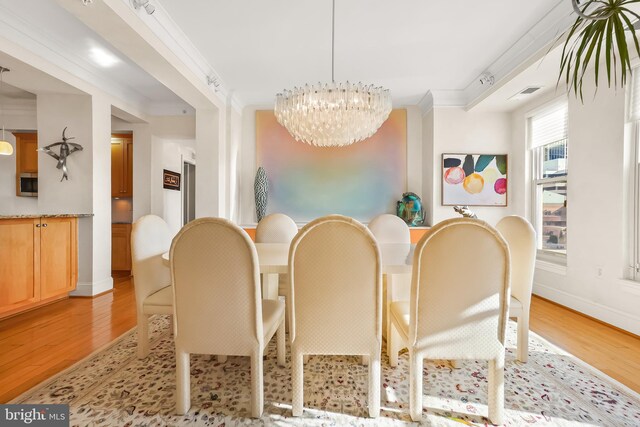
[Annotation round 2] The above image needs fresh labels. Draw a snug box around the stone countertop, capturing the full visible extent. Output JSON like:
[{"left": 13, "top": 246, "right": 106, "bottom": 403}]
[{"left": 0, "top": 214, "right": 94, "bottom": 219}]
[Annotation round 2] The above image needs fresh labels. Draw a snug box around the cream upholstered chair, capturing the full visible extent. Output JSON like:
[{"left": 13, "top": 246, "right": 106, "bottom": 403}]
[
  {"left": 130, "top": 214, "right": 173, "bottom": 359},
  {"left": 170, "top": 218, "right": 285, "bottom": 417},
  {"left": 496, "top": 215, "right": 536, "bottom": 362},
  {"left": 289, "top": 215, "right": 382, "bottom": 418},
  {"left": 255, "top": 213, "right": 298, "bottom": 299},
  {"left": 388, "top": 218, "right": 510, "bottom": 424},
  {"left": 256, "top": 213, "right": 298, "bottom": 243},
  {"left": 368, "top": 213, "right": 411, "bottom": 358}
]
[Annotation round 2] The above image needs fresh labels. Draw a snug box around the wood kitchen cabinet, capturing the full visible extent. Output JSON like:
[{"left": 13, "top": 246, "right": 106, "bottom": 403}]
[
  {"left": 14, "top": 132, "right": 38, "bottom": 196},
  {"left": 111, "top": 135, "right": 133, "bottom": 198},
  {"left": 0, "top": 216, "right": 78, "bottom": 319},
  {"left": 111, "top": 223, "right": 132, "bottom": 271}
]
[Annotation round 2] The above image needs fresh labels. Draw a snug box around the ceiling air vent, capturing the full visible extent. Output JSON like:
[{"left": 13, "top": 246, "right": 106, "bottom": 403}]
[{"left": 509, "top": 86, "right": 543, "bottom": 101}]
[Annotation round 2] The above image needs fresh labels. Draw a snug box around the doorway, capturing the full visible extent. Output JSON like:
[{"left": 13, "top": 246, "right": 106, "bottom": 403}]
[{"left": 183, "top": 161, "right": 195, "bottom": 226}]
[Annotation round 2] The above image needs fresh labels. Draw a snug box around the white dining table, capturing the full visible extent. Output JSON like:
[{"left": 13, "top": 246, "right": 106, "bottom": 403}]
[{"left": 162, "top": 242, "right": 415, "bottom": 299}]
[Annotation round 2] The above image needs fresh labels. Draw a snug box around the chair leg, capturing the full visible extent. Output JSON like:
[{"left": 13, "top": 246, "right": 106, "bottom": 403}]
[
  {"left": 409, "top": 350, "right": 423, "bottom": 422},
  {"left": 175, "top": 349, "right": 191, "bottom": 415},
  {"left": 217, "top": 355, "right": 227, "bottom": 363},
  {"left": 292, "top": 347, "right": 304, "bottom": 416},
  {"left": 368, "top": 349, "right": 381, "bottom": 418},
  {"left": 450, "top": 360, "right": 459, "bottom": 369},
  {"left": 488, "top": 351, "right": 505, "bottom": 425},
  {"left": 517, "top": 311, "right": 529, "bottom": 363},
  {"left": 137, "top": 314, "right": 150, "bottom": 359},
  {"left": 277, "top": 316, "right": 286, "bottom": 367},
  {"left": 303, "top": 355, "right": 310, "bottom": 364},
  {"left": 362, "top": 355, "right": 369, "bottom": 365},
  {"left": 250, "top": 350, "right": 264, "bottom": 418},
  {"left": 389, "top": 323, "right": 400, "bottom": 367}
]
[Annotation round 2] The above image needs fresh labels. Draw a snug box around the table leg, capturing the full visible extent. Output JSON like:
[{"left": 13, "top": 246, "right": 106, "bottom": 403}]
[{"left": 262, "top": 273, "right": 279, "bottom": 300}]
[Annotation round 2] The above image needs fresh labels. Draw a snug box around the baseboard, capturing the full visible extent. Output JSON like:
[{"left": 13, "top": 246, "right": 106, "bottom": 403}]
[
  {"left": 533, "top": 282, "right": 640, "bottom": 336},
  {"left": 71, "top": 277, "right": 114, "bottom": 297}
]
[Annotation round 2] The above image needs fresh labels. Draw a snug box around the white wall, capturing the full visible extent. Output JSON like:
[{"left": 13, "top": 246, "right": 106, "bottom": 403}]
[
  {"left": 0, "top": 107, "right": 38, "bottom": 214},
  {"left": 511, "top": 78, "right": 640, "bottom": 335},
  {"left": 425, "top": 107, "right": 514, "bottom": 226},
  {"left": 237, "top": 106, "right": 424, "bottom": 225}
]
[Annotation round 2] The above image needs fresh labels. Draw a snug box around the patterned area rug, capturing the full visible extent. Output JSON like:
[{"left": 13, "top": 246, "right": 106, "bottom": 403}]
[{"left": 12, "top": 315, "right": 640, "bottom": 426}]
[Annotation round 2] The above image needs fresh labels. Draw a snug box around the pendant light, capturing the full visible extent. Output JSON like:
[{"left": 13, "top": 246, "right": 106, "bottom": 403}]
[
  {"left": 274, "top": 0, "right": 391, "bottom": 147},
  {"left": 0, "top": 67, "right": 13, "bottom": 156}
]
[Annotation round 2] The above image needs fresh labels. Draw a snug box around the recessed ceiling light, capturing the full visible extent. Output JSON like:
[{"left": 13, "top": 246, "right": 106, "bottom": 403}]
[{"left": 89, "top": 47, "right": 120, "bottom": 68}]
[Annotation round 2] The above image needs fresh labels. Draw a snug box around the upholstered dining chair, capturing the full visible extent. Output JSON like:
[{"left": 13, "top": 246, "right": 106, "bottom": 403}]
[
  {"left": 130, "top": 214, "right": 173, "bottom": 359},
  {"left": 288, "top": 214, "right": 382, "bottom": 418},
  {"left": 170, "top": 217, "right": 285, "bottom": 417},
  {"left": 388, "top": 218, "right": 510, "bottom": 424},
  {"left": 368, "top": 213, "right": 411, "bottom": 359},
  {"left": 255, "top": 213, "right": 298, "bottom": 300},
  {"left": 496, "top": 215, "right": 536, "bottom": 362}
]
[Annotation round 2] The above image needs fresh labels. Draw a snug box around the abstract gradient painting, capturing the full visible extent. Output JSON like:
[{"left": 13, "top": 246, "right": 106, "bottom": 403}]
[
  {"left": 256, "top": 109, "right": 407, "bottom": 222},
  {"left": 442, "top": 153, "right": 507, "bottom": 206}
]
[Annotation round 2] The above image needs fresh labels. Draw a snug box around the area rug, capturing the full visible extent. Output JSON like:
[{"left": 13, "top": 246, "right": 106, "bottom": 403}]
[{"left": 12, "top": 315, "right": 640, "bottom": 426}]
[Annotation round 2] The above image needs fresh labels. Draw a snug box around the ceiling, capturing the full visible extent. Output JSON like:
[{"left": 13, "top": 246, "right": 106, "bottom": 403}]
[
  {"left": 0, "top": 0, "right": 193, "bottom": 114},
  {"left": 160, "top": 0, "right": 564, "bottom": 107}
]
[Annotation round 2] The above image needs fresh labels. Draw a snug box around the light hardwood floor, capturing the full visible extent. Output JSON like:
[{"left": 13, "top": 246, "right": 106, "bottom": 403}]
[{"left": 0, "top": 280, "right": 638, "bottom": 402}]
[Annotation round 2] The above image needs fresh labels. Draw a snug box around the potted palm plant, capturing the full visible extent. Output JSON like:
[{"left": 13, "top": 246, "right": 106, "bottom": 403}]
[{"left": 560, "top": 0, "right": 640, "bottom": 100}]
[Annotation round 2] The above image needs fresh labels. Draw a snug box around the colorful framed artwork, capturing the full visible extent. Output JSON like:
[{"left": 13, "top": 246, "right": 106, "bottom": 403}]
[
  {"left": 163, "top": 169, "right": 181, "bottom": 191},
  {"left": 256, "top": 109, "right": 407, "bottom": 222},
  {"left": 442, "top": 154, "right": 507, "bottom": 206}
]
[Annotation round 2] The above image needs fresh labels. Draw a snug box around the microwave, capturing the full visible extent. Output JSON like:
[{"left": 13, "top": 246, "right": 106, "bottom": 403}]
[{"left": 18, "top": 173, "right": 38, "bottom": 197}]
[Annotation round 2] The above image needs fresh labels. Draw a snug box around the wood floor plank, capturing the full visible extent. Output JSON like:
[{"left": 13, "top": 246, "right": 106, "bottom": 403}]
[{"left": 0, "top": 280, "right": 638, "bottom": 404}]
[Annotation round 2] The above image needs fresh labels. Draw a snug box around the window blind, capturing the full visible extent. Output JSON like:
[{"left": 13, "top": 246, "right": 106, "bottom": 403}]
[{"left": 530, "top": 102, "right": 568, "bottom": 148}]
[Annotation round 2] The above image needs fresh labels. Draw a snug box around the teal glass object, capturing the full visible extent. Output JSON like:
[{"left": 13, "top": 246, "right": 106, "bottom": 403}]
[{"left": 396, "top": 192, "right": 425, "bottom": 226}]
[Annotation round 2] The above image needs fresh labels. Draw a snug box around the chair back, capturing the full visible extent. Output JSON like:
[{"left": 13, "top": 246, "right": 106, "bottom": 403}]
[
  {"left": 256, "top": 213, "right": 298, "bottom": 243},
  {"left": 496, "top": 215, "right": 536, "bottom": 309},
  {"left": 131, "top": 215, "right": 172, "bottom": 311},
  {"left": 368, "top": 214, "right": 411, "bottom": 244},
  {"left": 170, "top": 218, "right": 262, "bottom": 355},
  {"left": 410, "top": 218, "right": 510, "bottom": 359},
  {"left": 288, "top": 215, "right": 382, "bottom": 354}
]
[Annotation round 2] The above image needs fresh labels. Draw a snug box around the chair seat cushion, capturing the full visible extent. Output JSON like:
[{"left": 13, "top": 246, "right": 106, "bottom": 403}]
[
  {"left": 262, "top": 298, "right": 285, "bottom": 343},
  {"left": 143, "top": 285, "right": 173, "bottom": 315},
  {"left": 389, "top": 301, "right": 410, "bottom": 341}
]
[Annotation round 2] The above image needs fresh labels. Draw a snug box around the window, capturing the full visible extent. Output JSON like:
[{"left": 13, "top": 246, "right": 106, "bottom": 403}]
[{"left": 529, "top": 102, "right": 568, "bottom": 260}]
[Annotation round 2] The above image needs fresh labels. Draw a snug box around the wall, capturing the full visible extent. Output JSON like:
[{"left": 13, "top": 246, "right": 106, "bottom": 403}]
[
  {"left": 511, "top": 77, "right": 640, "bottom": 335},
  {"left": 425, "top": 107, "right": 514, "bottom": 226},
  {"left": 237, "top": 106, "right": 424, "bottom": 225}
]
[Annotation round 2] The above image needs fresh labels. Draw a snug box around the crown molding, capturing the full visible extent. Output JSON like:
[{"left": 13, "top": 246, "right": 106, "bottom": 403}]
[
  {"left": 463, "top": 0, "right": 574, "bottom": 110},
  {"left": 117, "top": 0, "right": 244, "bottom": 110}
]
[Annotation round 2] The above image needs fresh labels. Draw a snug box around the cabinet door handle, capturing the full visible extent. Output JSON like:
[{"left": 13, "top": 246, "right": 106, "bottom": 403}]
[
  {"left": 35, "top": 224, "right": 41, "bottom": 228},
  {"left": 42, "top": 223, "right": 48, "bottom": 227}
]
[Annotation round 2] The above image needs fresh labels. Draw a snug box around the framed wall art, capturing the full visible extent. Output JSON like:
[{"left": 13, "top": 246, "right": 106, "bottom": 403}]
[
  {"left": 442, "top": 153, "right": 507, "bottom": 206},
  {"left": 256, "top": 109, "right": 407, "bottom": 222},
  {"left": 163, "top": 169, "right": 181, "bottom": 191}
]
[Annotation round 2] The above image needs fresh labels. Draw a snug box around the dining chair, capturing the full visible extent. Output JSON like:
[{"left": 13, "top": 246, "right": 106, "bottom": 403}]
[
  {"left": 288, "top": 214, "right": 382, "bottom": 418},
  {"left": 130, "top": 214, "right": 173, "bottom": 359},
  {"left": 368, "top": 213, "right": 411, "bottom": 359},
  {"left": 496, "top": 215, "right": 536, "bottom": 362},
  {"left": 170, "top": 217, "right": 286, "bottom": 417},
  {"left": 388, "top": 218, "right": 510, "bottom": 424},
  {"left": 255, "top": 213, "right": 298, "bottom": 300}
]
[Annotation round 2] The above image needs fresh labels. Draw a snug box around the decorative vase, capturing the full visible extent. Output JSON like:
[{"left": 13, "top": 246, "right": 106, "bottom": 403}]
[
  {"left": 254, "top": 166, "right": 268, "bottom": 222},
  {"left": 396, "top": 192, "right": 425, "bottom": 226}
]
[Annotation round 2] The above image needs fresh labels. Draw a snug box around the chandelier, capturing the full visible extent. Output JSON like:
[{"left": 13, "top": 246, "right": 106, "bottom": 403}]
[{"left": 274, "top": 0, "right": 391, "bottom": 147}]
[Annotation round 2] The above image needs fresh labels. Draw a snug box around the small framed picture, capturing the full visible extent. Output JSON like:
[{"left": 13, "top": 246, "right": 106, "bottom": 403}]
[
  {"left": 442, "top": 153, "right": 507, "bottom": 206},
  {"left": 163, "top": 169, "right": 181, "bottom": 191}
]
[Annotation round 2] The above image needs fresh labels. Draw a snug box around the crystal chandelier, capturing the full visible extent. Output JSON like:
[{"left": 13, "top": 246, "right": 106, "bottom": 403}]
[{"left": 274, "top": 0, "right": 391, "bottom": 147}]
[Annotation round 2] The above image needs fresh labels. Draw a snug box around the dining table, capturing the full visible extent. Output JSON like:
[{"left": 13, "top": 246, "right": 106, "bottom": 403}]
[{"left": 162, "top": 242, "right": 414, "bottom": 338}]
